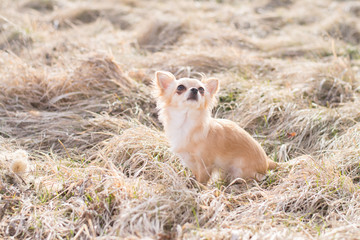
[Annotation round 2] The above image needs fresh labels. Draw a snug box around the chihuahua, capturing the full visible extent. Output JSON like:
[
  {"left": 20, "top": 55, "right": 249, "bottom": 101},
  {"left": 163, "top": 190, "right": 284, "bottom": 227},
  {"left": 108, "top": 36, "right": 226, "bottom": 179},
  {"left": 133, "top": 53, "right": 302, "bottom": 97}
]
[{"left": 154, "top": 71, "right": 277, "bottom": 184}]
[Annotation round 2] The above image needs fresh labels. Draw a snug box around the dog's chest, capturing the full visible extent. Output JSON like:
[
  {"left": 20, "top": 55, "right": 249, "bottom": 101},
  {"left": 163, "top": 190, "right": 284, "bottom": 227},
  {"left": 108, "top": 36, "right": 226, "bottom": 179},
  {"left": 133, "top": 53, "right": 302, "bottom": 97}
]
[{"left": 165, "top": 109, "right": 206, "bottom": 152}]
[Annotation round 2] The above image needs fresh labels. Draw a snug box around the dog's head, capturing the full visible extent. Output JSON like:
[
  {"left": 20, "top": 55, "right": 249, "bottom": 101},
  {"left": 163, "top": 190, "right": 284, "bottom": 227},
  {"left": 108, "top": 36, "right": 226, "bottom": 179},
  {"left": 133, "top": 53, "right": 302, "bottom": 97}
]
[{"left": 154, "top": 71, "right": 219, "bottom": 110}]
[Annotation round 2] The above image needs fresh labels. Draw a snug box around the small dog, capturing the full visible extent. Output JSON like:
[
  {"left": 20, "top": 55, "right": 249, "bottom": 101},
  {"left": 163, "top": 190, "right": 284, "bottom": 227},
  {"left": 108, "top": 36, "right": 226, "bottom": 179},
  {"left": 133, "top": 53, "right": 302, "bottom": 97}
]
[{"left": 154, "top": 71, "right": 277, "bottom": 184}]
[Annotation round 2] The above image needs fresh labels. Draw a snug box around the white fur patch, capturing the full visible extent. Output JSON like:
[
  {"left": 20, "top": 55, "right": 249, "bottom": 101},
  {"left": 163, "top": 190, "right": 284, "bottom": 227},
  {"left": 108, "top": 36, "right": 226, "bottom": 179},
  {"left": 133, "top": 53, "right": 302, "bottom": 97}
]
[{"left": 165, "top": 107, "right": 209, "bottom": 153}]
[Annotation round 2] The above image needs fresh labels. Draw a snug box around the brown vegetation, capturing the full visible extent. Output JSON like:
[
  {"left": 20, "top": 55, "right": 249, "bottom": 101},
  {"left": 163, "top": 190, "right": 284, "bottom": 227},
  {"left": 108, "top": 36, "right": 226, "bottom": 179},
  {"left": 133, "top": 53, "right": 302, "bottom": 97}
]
[{"left": 0, "top": 0, "right": 359, "bottom": 239}]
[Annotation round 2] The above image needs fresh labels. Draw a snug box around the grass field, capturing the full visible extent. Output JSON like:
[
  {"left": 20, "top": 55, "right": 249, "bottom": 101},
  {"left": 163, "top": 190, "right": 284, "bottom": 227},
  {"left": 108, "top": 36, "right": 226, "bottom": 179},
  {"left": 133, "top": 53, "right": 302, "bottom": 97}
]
[{"left": 0, "top": 0, "right": 360, "bottom": 239}]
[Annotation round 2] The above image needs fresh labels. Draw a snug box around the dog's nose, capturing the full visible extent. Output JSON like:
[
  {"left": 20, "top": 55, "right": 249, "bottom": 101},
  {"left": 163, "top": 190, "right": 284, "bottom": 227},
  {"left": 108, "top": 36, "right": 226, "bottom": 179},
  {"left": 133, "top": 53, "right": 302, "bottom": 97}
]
[{"left": 191, "top": 88, "right": 198, "bottom": 94}]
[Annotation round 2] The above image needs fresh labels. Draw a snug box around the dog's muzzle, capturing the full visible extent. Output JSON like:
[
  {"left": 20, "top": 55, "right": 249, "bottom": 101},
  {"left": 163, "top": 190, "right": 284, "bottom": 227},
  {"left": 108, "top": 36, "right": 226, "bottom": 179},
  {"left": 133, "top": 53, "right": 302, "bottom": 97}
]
[{"left": 187, "top": 88, "right": 198, "bottom": 101}]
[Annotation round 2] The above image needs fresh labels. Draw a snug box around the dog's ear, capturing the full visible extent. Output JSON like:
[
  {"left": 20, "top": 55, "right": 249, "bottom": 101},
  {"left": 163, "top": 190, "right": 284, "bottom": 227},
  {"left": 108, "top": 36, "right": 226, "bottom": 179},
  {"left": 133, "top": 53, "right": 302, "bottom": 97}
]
[
  {"left": 205, "top": 78, "right": 219, "bottom": 96},
  {"left": 155, "top": 71, "right": 176, "bottom": 90}
]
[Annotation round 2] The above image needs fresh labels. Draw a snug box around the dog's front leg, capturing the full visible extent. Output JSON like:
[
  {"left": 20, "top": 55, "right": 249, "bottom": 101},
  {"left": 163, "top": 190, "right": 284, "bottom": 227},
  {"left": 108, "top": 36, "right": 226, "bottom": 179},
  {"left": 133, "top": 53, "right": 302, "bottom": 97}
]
[
  {"left": 193, "top": 158, "right": 213, "bottom": 184},
  {"left": 178, "top": 152, "right": 212, "bottom": 184}
]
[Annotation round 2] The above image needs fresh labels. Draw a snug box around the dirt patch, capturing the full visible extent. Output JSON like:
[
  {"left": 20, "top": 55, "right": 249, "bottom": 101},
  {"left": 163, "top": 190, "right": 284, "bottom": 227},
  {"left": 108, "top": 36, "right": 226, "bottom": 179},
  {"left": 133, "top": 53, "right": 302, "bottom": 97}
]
[
  {"left": 327, "top": 22, "right": 360, "bottom": 45},
  {"left": 53, "top": 7, "right": 134, "bottom": 30},
  {"left": 348, "top": 4, "right": 360, "bottom": 17},
  {"left": 137, "top": 19, "right": 185, "bottom": 52},
  {"left": 255, "top": 0, "right": 293, "bottom": 13},
  {"left": 53, "top": 8, "right": 101, "bottom": 28},
  {"left": 264, "top": 0, "right": 293, "bottom": 9},
  {"left": 260, "top": 16, "right": 287, "bottom": 31},
  {"left": 295, "top": 15, "right": 318, "bottom": 26},
  {"left": 22, "top": 0, "right": 55, "bottom": 12},
  {"left": 314, "top": 78, "right": 354, "bottom": 107},
  {"left": 103, "top": 9, "right": 131, "bottom": 30}
]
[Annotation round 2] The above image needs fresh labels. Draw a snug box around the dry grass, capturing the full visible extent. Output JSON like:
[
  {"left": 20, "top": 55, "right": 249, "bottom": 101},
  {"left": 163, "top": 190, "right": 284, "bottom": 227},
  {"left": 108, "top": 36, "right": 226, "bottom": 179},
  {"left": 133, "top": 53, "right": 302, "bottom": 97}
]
[{"left": 0, "top": 0, "right": 360, "bottom": 239}]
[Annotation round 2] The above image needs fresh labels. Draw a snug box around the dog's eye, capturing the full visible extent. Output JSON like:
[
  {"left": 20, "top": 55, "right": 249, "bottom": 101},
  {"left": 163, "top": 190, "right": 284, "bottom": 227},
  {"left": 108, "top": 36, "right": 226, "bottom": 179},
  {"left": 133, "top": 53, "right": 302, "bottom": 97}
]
[
  {"left": 177, "top": 85, "right": 186, "bottom": 91},
  {"left": 198, "top": 87, "right": 204, "bottom": 94}
]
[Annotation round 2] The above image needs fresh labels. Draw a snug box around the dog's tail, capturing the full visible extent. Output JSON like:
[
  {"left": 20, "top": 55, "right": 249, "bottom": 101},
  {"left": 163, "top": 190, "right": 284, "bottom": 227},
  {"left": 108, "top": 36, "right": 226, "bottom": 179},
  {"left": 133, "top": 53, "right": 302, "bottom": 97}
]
[{"left": 267, "top": 158, "right": 279, "bottom": 170}]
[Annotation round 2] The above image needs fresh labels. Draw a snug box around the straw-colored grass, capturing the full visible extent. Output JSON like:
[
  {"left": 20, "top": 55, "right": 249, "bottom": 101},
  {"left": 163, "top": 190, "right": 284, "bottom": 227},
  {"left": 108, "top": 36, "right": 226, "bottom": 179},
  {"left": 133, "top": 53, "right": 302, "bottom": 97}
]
[{"left": 0, "top": 0, "right": 359, "bottom": 239}]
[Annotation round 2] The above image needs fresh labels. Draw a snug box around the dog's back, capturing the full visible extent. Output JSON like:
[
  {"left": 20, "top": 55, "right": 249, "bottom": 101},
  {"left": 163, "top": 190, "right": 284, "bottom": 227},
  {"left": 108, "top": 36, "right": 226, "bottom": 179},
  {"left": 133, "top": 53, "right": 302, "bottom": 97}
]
[{"left": 206, "top": 119, "right": 271, "bottom": 180}]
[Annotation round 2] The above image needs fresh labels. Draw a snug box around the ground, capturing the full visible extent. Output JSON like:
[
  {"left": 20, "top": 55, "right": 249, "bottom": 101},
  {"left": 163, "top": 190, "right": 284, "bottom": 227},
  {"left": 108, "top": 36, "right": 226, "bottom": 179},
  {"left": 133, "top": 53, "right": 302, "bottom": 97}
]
[{"left": 0, "top": 0, "right": 360, "bottom": 239}]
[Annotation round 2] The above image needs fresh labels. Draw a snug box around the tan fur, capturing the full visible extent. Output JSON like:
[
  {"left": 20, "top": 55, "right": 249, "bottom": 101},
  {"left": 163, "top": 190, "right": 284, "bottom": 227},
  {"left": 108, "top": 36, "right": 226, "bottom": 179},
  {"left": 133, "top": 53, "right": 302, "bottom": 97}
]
[{"left": 154, "top": 71, "right": 278, "bottom": 184}]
